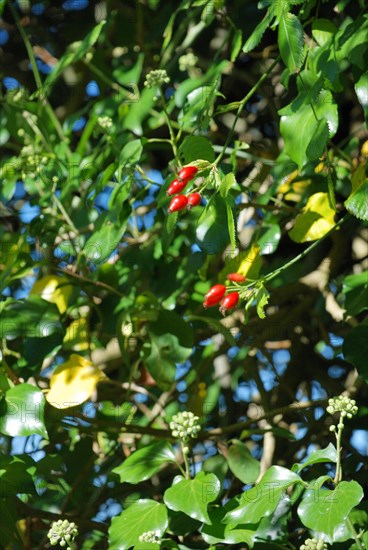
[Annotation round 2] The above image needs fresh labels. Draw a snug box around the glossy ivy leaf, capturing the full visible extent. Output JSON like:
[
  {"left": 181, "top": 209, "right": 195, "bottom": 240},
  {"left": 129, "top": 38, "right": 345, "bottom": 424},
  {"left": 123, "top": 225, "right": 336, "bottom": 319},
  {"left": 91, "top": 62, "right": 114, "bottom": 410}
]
[
  {"left": 201, "top": 501, "right": 256, "bottom": 546},
  {"left": 108, "top": 499, "right": 168, "bottom": 550},
  {"left": 344, "top": 162, "right": 368, "bottom": 221},
  {"left": 0, "top": 455, "right": 36, "bottom": 496},
  {"left": 243, "top": 9, "right": 274, "bottom": 53},
  {"left": 44, "top": 21, "right": 106, "bottom": 90},
  {"left": 256, "top": 286, "right": 270, "bottom": 319},
  {"left": 0, "top": 295, "right": 62, "bottom": 340},
  {"left": 297, "top": 480, "right": 364, "bottom": 543},
  {"left": 278, "top": 12, "right": 304, "bottom": 73},
  {"left": 342, "top": 325, "right": 368, "bottom": 382},
  {"left": 0, "top": 383, "right": 48, "bottom": 438},
  {"left": 112, "top": 441, "right": 177, "bottom": 484},
  {"left": 280, "top": 89, "right": 338, "bottom": 167},
  {"left": 223, "top": 466, "right": 302, "bottom": 525},
  {"left": 46, "top": 354, "right": 106, "bottom": 409},
  {"left": 355, "top": 72, "right": 368, "bottom": 125},
  {"left": 289, "top": 192, "right": 335, "bottom": 242},
  {"left": 196, "top": 194, "right": 230, "bottom": 254},
  {"left": 164, "top": 472, "right": 221, "bottom": 524},
  {"left": 144, "top": 311, "right": 194, "bottom": 390},
  {"left": 227, "top": 440, "right": 260, "bottom": 484},
  {"left": 292, "top": 443, "right": 337, "bottom": 473}
]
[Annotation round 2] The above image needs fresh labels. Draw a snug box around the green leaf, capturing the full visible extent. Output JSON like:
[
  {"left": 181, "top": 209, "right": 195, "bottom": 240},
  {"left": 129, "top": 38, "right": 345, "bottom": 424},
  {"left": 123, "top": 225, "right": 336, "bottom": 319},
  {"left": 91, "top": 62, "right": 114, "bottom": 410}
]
[
  {"left": 256, "top": 286, "right": 270, "bottom": 319},
  {"left": 258, "top": 223, "right": 281, "bottom": 255},
  {"left": 220, "top": 172, "right": 237, "bottom": 198},
  {"left": 0, "top": 455, "right": 36, "bottom": 496},
  {"left": 83, "top": 203, "right": 131, "bottom": 265},
  {"left": 112, "top": 441, "right": 176, "bottom": 484},
  {"left": 343, "top": 325, "right": 368, "bottom": 382},
  {"left": 243, "top": 9, "right": 274, "bottom": 53},
  {"left": 119, "top": 139, "right": 143, "bottom": 168},
  {"left": 0, "top": 0, "right": 5, "bottom": 17},
  {"left": 0, "top": 384, "right": 48, "bottom": 438},
  {"left": 312, "top": 19, "right": 337, "bottom": 47},
  {"left": 144, "top": 311, "right": 194, "bottom": 390},
  {"left": 297, "top": 480, "right": 364, "bottom": 543},
  {"left": 280, "top": 88, "right": 338, "bottom": 167},
  {"left": 201, "top": 501, "right": 256, "bottom": 546},
  {"left": 225, "top": 201, "right": 237, "bottom": 257},
  {"left": 223, "top": 466, "right": 302, "bottom": 524},
  {"left": 227, "top": 440, "right": 260, "bottom": 484},
  {"left": 292, "top": 443, "right": 337, "bottom": 473},
  {"left": 231, "top": 29, "right": 243, "bottom": 61},
  {"left": 345, "top": 163, "right": 368, "bottom": 221},
  {"left": 0, "top": 296, "right": 62, "bottom": 340},
  {"left": 44, "top": 21, "right": 106, "bottom": 91},
  {"left": 178, "top": 136, "right": 215, "bottom": 164},
  {"left": 342, "top": 271, "right": 368, "bottom": 316},
  {"left": 278, "top": 12, "right": 304, "bottom": 73},
  {"left": 355, "top": 72, "right": 368, "bottom": 125},
  {"left": 196, "top": 194, "right": 230, "bottom": 254},
  {"left": 164, "top": 472, "right": 221, "bottom": 524},
  {"left": 109, "top": 499, "right": 168, "bottom": 550}
]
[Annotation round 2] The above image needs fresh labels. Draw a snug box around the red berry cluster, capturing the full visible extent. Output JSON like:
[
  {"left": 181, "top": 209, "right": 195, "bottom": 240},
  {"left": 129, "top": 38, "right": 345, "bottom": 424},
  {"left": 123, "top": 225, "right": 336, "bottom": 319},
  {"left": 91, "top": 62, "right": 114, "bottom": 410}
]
[
  {"left": 203, "top": 273, "right": 246, "bottom": 315},
  {"left": 167, "top": 166, "right": 201, "bottom": 213}
]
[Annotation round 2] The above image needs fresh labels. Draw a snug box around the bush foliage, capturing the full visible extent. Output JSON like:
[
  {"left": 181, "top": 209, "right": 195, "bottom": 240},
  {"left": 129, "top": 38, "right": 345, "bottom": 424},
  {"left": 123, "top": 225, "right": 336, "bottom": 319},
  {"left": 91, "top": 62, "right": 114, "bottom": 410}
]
[{"left": 0, "top": 0, "right": 367, "bottom": 548}]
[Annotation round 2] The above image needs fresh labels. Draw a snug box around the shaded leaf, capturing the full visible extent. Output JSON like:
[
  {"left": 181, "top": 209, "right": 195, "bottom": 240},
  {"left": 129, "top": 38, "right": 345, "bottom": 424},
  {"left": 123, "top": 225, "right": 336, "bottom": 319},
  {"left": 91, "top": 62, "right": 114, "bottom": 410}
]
[
  {"left": 112, "top": 441, "right": 176, "bottom": 484},
  {"left": 227, "top": 440, "right": 260, "bottom": 484},
  {"left": 243, "top": 9, "right": 274, "bottom": 53},
  {"left": 278, "top": 12, "right": 304, "bottom": 73},
  {"left": 343, "top": 325, "right": 368, "bottom": 382}
]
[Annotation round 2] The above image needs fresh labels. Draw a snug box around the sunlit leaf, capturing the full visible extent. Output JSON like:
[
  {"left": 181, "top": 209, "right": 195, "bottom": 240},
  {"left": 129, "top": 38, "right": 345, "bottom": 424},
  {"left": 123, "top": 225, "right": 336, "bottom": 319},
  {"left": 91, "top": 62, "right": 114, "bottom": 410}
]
[
  {"left": 30, "top": 276, "right": 72, "bottom": 314},
  {"left": 46, "top": 354, "right": 107, "bottom": 409},
  {"left": 289, "top": 192, "right": 336, "bottom": 242},
  {"left": 0, "top": 384, "right": 48, "bottom": 438}
]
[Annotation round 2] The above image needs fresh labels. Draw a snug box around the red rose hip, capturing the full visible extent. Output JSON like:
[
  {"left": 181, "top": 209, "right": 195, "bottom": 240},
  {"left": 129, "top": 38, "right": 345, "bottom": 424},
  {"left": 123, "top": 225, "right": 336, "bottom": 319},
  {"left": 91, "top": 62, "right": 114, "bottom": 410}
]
[
  {"left": 203, "top": 284, "right": 226, "bottom": 308},
  {"left": 168, "top": 194, "right": 188, "bottom": 213},
  {"left": 227, "top": 273, "right": 246, "bottom": 283},
  {"left": 167, "top": 178, "right": 187, "bottom": 196},
  {"left": 187, "top": 192, "right": 201, "bottom": 208},
  {"left": 178, "top": 166, "right": 198, "bottom": 183},
  {"left": 219, "top": 292, "right": 239, "bottom": 315}
]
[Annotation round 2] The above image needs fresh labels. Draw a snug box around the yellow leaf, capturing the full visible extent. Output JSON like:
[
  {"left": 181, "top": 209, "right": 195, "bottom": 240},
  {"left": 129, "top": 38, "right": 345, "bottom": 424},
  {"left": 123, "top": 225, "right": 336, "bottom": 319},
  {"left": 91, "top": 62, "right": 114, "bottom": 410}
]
[
  {"left": 63, "top": 318, "right": 89, "bottom": 351},
  {"left": 46, "top": 354, "right": 106, "bottom": 409},
  {"left": 220, "top": 244, "right": 261, "bottom": 281},
  {"left": 289, "top": 192, "right": 336, "bottom": 242},
  {"left": 31, "top": 275, "right": 72, "bottom": 314}
]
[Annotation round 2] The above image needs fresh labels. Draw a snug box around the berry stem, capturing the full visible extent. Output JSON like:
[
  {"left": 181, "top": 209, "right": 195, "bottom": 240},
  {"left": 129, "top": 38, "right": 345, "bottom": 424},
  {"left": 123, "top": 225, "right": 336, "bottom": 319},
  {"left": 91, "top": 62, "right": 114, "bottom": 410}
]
[
  {"left": 333, "top": 416, "right": 344, "bottom": 485},
  {"left": 159, "top": 88, "right": 178, "bottom": 160},
  {"left": 181, "top": 442, "right": 191, "bottom": 480}
]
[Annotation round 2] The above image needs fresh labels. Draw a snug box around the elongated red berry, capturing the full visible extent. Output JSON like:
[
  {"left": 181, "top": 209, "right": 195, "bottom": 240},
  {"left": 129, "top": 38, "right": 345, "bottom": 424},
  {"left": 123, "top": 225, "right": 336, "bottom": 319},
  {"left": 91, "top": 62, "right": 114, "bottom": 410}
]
[
  {"left": 168, "top": 194, "right": 188, "bottom": 213},
  {"left": 178, "top": 165, "right": 198, "bottom": 183},
  {"left": 167, "top": 178, "right": 187, "bottom": 196},
  {"left": 227, "top": 273, "right": 246, "bottom": 283},
  {"left": 187, "top": 192, "right": 201, "bottom": 208},
  {"left": 219, "top": 292, "right": 239, "bottom": 315},
  {"left": 203, "top": 284, "right": 226, "bottom": 308}
]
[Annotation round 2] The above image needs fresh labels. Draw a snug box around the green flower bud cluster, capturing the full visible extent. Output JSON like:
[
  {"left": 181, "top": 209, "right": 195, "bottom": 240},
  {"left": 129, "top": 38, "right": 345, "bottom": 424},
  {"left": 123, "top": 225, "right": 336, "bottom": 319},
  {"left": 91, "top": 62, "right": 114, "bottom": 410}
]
[
  {"left": 170, "top": 411, "right": 201, "bottom": 443},
  {"left": 179, "top": 52, "right": 199, "bottom": 72},
  {"left": 138, "top": 530, "right": 161, "bottom": 543},
  {"left": 144, "top": 69, "right": 170, "bottom": 88},
  {"left": 327, "top": 395, "right": 358, "bottom": 419},
  {"left": 97, "top": 116, "right": 113, "bottom": 129},
  {"left": 300, "top": 538, "right": 328, "bottom": 550},
  {"left": 47, "top": 519, "right": 78, "bottom": 549}
]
